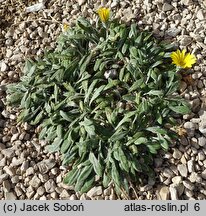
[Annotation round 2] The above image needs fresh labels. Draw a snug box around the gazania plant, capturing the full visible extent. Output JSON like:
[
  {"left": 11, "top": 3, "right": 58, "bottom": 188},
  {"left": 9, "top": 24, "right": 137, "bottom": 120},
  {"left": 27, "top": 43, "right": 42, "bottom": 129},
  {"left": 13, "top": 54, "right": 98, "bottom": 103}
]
[{"left": 7, "top": 8, "right": 192, "bottom": 196}]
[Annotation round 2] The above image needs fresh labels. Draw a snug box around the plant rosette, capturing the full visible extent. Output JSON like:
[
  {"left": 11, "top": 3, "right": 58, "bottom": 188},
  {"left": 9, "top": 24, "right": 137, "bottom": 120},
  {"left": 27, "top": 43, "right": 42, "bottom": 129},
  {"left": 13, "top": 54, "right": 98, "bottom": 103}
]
[{"left": 7, "top": 8, "right": 192, "bottom": 195}]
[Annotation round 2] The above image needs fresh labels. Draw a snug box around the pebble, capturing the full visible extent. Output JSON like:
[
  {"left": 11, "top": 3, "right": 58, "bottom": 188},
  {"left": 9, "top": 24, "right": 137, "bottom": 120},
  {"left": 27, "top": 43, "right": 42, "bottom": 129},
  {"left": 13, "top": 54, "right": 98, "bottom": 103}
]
[
  {"left": 183, "top": 180, "right": 195, "bottom": 191},
  {"left": 87, "top": 186, "right": 103, "bottom": 198},
  {"left": 0, "top": 174, "right": 9, "bottom": 183},
  {"left": 29, "top": 175, "right": 41, "bottom": 188},
  {"left": 201, "top": 170, "right": 206, "bottom": 180},
  {"left": 189, "top": 172, "right": 201, "bottom": 183},
  {"left": 180, "top": 35, "right": 193, "bottom": 46},
  {"left": 37, "top": 159, "right": 56, "bottom": 174},
  {"left": 26, "top": 167, "right": 35, "bottom": 176},
  {"left": 169, "top": 185, "right": 179, "bottom": 200},
  {"left": 69, "top": 194, "right": 77, "bottom": 200},
  {"left": 0, "top": 62, "right": 8, "bottom": 72},
  {"left": 77, "top": 0, "right": 86, "bottom": 6},
  {"left": 173, "top": 149, "right": 182, "bottom": 159},
  {"left": 5, "top": 192, "right": 17, "bottom": 200},
  {"left": 3, "top": 166, "right": 15, "bottom": 176},
  {"left": 166, "top": 28, "right": 181, "bottom": 37},
  {"left": 172, "top": 176, "right": 182, "bottom": 185},
  {"left": 1, "top": 148, "right": 15, "bottom": 158},
  {"left": 162, "top": 3, "right": 174, "bottom": 11},
  {"left": 158, "top": 186, "right": 170, "bottom": 200},
  {"left": 177, "top": 164, "right": 188, "bottom": 177},
  {"left": 196, "top": 10, "right": 205, "bottom": 20},
  {"left": 26, "top": 186, "right": 35, "bottom": 199},
  {"left": 37, "top": 186, "right": 46, "bottom": 196},
  {"left": 187, "top": 160, "right": 195, "bottom": 173},
  {"left": 3, "top": 180, "right": 11, "bottom": 192},
  {"left": 198, "top": 137, "right": 206, "bottom": 147},
  {"left": 60, "top": 189, "right": 70, "bottom": 199},
  {"left": 20, "top": 161, "right": 29, "bottom": 172},
  {"left": 44, "top": 179, "right": 56, "bottom": 193},
  {"left": 163, "top": 168, "right": 174, "bottom": 178}
]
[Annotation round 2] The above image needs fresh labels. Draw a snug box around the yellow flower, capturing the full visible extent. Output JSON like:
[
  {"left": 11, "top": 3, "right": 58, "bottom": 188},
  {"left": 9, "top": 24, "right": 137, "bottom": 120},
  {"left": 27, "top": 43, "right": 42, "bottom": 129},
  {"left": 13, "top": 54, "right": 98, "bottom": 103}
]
[
  {"left": 170, "top": 49, "right": 196, "bottom": 68},
  {"left": 63, "top": 23, "right": 69, "bottom": 31},
  {"left": 97, "top": 7, "right": 110, "bottom": 23}
]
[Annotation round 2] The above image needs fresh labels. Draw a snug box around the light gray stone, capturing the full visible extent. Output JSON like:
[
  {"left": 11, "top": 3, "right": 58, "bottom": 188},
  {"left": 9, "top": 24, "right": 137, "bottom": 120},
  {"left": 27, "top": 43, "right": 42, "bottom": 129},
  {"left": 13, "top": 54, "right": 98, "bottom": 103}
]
[
  {"left": 172, "top": 176, "right": 182, "bottom": 185},
  {"left": 21, "top": 160, "right": 29, "bottom": 172},
  {"left": 29, "top": 175, "right": 41, "bottom": 188},
  {"left": 178, "top": 164, "right": 188, "bottom": 177},
  {"left": 0, "top": 62, "right": 8, "bottom": 72},
  {"left": 37, "top": 159, "right": 56, "bottom": 174},
  {"left": 5, "top": 192, "right": 17, "bottom": 200},
  {"left": 201, "top": 170, "right": 206, "bottom": 180},
  {"left": 162, "top": 3, "right": 174, "bottom": 11},
  {"left": 166, "top": 28, "right": 181, "bottom": 37},
  {"left": 60, "top": 189, "right": 70, "bottom": 199},
  {"left": 197, "top": 10, "right": 205, "bottom": 20},
  {"left": 37, "top": 186, "right": 46, "bottom": 196},
  {"left": 1, "top": 148, "right": 15, "bottom": 158},
  {"left": 87, "top": 186, "right": 103, "bottom": 197},
  {"left": 181, "top": 35, "right": 192, "bottom": 46},
  {"left": 163, "top": 168, "right": 174, "bottom": 178},
  {"left": 69, "top": 194, "right": 77, "bottom": 200},
  {"left": 3, "top": 166, "right": 15, "bottom": 176},
  {"left": 169, "top": 185, "right": 178, "bottom": 200},
  {"left": 26, "top": 167, "right": 35, "bottom": 176},
  {"left": 183, "top": 180, "right": 195, "bottom": 191},
  {"left": 198, "top": 137, "right": 206, "bottom": 147},
  {"left": 187, "top": 160, "right": 195, "bottom": 173},
  {"left": 158, "top": 186, "right": 170, "bottom": 200},
  {"left": 173, "top": 149, "right": 182, "bottom": 159},
  {"left": 77, "top": 0, "right": 86, "bottom": 6},
  {"left": 3, "top": 180, "right": 11, "bottom": 192},
  {"left": 44, "top": 179, "right": 56, "bottom": 193}
]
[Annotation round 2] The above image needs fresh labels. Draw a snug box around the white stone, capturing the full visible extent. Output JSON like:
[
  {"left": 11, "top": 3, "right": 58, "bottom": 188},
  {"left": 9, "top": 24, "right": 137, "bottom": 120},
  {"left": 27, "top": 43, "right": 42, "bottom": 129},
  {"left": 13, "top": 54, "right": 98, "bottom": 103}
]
[
  {"left": 197, "top": 10, "right": 205, "bottom": 20},
  {"left": 5, "top": 192, "right": 17, "bottom": 200},
  {"left": 29, "top": 175, "right": 41, "bottom": 188},
  {"left": 177, "top": 164, "right": 188, "bottom": 177},
  {"left": 183, "top": 180, "right": 194, "bottom": 191},
  {"left": 0, "top": 62, "right": 8, "bottom": 72},
  {"left": 162, "top": 3, "right": 174, "bottom": 11},
  {"left": 198, "top": 137, "right": 206, "bottom": 147},
  {"left": 158, "top": 186, "right": 170, "bottom": 200},
  {"left": 173, "top": 149, "right": 182, "bottom": 159},
  {"left": 77, "top": 0, "right": 86, "bottom": 6},
  {"left": 166, "top": 27, "right": 181, "bottom": 37},
  {"left": 201, "top": 170, "right": 206, "bottom": 180},
  {"left": 169, "top": 185, "right": 178, "bottom": 200},
  {"left": 187, "top": 160, "right": 195, "bottom": 173},
  {"left": 87, "top": 186, "right": 103, "bottom": 197},
  {"left": 181, "top": 35, "right": 192, "bottom": 46},
  {"left": 44, "top": 179, "right": 56, "bottom": 193}
]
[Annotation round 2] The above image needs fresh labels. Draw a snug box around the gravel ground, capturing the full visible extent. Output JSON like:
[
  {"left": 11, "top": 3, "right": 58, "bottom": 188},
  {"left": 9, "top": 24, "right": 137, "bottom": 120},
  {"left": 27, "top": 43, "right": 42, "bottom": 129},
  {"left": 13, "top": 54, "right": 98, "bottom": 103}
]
[{"left": 0, "top": 0, "right": 206, "bottom": 200}]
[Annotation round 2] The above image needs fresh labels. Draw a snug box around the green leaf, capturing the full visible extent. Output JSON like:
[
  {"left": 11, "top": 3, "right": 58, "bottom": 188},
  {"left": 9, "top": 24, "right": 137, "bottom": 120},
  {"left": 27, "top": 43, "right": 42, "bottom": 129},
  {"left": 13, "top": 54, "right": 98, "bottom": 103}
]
[
  {"left": 56, "top": 125, "right": 63, "bottom": 138},
  {"left": 146, "top": 127, "right": 167, "bottom": 135},
  {"left": 45, "top": 137, "right": 63, "bottom": 153},
  {"left": 169, "top": 105, "right": 190, "bottom": 114},
  {"left": 103, "top": 172, "right": 111, "bottom": 188},
  {"left": 89, "top": 152, "right": 102, "bottom": 177},
  {"left": 75, "top": 165, "right": 93, "bottom": 191},
  {"left": 89, "top": 85, "right": 105, "bottom": 106},
  {"left": 63, "top": 167, "right": 80, "bottom": 185},
  {"left": 111, "top": 162, "right": 121, "bottom": 186},
  {"left": 84, "top": 79, "right": 98, "bottom": 103},
  {"left": 80, "top": 176, "right": 95, "bottom": 193},
  {"left": 134, "top": 137, "right": 148, "bottom": 145},
  {"left": 115, "top": 111, "right": 136, "bottom": 130},
  {"left": 60, "top": 110, "right": 73, "bottom": 122}
]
